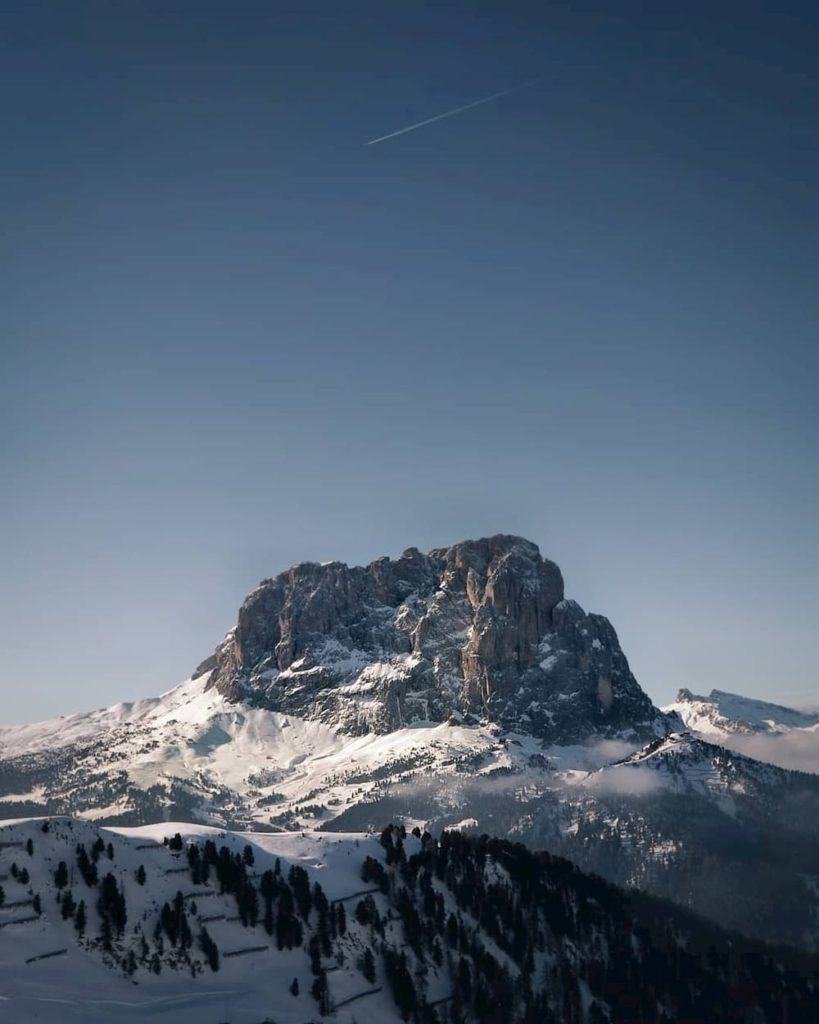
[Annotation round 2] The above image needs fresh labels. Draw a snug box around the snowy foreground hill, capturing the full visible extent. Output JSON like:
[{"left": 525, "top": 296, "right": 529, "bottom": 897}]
[
  {"left": 1, "top": 535, "right": 818, "bottom": 952},
  {"left": 1, "top": 816, "right": 818, "bottom": 1024}
]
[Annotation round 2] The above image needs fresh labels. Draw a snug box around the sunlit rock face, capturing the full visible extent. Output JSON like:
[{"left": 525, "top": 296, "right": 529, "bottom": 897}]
[{"left": 202, "top": 534, "right": 663, "bottom": 740}]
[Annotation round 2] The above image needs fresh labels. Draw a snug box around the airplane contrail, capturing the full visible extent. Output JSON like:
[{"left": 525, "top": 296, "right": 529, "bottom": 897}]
[{"left": 366, "top": 77, "right": 542, "bottom": 146}]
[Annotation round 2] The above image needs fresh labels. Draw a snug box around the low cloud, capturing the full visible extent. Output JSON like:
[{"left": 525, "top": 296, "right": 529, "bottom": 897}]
[
  {"left": 583, "top": 764, "right": 667, "bottom": 797},
  {"left": 720, "top": 730, "right": 819, "bottom": 775}
]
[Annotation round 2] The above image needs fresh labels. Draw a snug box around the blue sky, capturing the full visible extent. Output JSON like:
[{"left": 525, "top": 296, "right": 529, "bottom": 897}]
[{"left": 2, "top": 1, "right": 817, "bottom": 723}]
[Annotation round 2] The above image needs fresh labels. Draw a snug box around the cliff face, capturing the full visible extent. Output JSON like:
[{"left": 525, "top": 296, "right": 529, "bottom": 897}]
[{"left": 200, "top": 534, "right": 662, "bottom": 740}]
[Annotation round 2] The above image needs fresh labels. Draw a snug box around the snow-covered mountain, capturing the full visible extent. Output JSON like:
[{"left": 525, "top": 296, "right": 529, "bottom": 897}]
[
  {"left": 666, "top": 688, "right": 819, "bottom": 737},
  {"left": 197, "top": 535, "right": 664, "bottom": 742},
  {"left": 664, "top": 688, "right": 819, "bottom": 774},
  {"left": 2, "top": 816, "right": 817, "bottom": 1024},
  {"left": 0, "top": 535, "right": 668, "bottom": 831},
  {"left": 1, "top": 534, "right": 818, "bottom": 952}
]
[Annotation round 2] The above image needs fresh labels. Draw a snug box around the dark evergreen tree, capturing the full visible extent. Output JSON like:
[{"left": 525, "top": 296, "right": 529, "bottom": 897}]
[
  {"left": 358, "top": 947, "right": 376, "bottom": 984},
  {"left": 288, "top": 864, "right": 312, "bottom": 919},
  {"left": 199, "top": 927, "right": 220, "bottom": 971},
  {"left": 100, "top": 913, "right": 113, "bottom": 953},
  {"left": 308, "top": 934, "right": 322, "bottom": 975},
  {"left": 290, "top": 976, "right": 299, "bottom": 997},
  {"left": 97, "top": 872, "right": 127, "bottom": 935},
  {"left": 311, "top": 971, "right": 330, "bottom": 1014},
  {"left": 76, "top": 845, "right": 98, "bottom": 887},
  {"left": 54, "top": 861, "right": 68, "bottom": 889},
  {"left": 384, "top": 948, "right": 416, "bottom": 1021}
]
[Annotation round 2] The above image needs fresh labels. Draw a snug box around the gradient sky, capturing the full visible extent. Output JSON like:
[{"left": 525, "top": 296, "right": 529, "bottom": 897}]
[{"left": 2, "top": 1, "right": 817, "bottom": 725}]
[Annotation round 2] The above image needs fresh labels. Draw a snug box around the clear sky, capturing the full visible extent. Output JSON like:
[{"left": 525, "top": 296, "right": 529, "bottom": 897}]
[{"left": 2, "top": 1, "right": 817, "bottom": 725}]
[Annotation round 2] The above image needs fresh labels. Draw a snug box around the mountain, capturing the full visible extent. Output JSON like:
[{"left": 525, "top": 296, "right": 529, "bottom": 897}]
[
  {"left": 664, "top": 689, "right": 819, "bottom": 774},
  {"left": 1, "top": 534, "right": 818, "bottom": 952},
  {"left": 0, "top": 534, "right": 666, "bottom": 835},
  {"left": 666, "top": 688, "right": 819, "bottom": 737},
  {"left": 1, "top": 816, "right": 818, "bottom": 1024},
  {"left": 198, "top": 535, "right": 663, "bottom": 742}
]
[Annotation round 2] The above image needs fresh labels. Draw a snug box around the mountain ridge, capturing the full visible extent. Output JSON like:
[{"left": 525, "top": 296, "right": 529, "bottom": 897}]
[
  {"left": 2, "top": 534, "right": 818, "bottom": 952},
  {"left": 197, "top": 534, "right": 664, "bottom": 742}
]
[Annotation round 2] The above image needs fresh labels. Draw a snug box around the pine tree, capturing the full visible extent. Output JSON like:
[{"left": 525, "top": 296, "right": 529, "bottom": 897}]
[
  {"left": 136, "top": 864, "right": 146, "bottom": 886},
  {"left": 311, "top": 971, "right": 330, "bottom": 1014},
  {"left": 359, "top": 947, "right": 376, "bottom": 984},
  {"left": 76, "top": 845, "right": 98, "bottom": 887},
  {"left": 199, "top": 927, "right": 219, "bottom": 971},
  {"left": 290, "top": 977, "right": 299, "bottom": 997},
  {"left": 100, "top": 913, "right": 113, "bottom": 952},
  {"left": 54, "top": 861, "right": 68, "bottom": 889},
  {"left": 26, "top": 837, "right": 34, "bottom": 856},
  {"left": 75, "top": 900, "right": 86, "bottom": 934},
  {"left": 32, "top": 893, "right": 42, "bottom": 915}
]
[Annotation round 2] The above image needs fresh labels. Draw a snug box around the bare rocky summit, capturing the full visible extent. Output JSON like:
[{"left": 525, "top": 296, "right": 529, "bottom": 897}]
[{"left": 200, "top": 534, "right": 662, "bottom": 740}]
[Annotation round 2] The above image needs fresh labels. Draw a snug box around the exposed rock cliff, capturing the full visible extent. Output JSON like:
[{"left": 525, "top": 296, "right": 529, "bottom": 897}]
[{"left": 201, "top": 535, "right": 663, "bottom": 740}]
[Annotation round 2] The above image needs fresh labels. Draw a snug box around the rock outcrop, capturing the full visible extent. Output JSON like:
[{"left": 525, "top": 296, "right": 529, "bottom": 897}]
[{"left": 201, "top": 534, "right": 663, "bottom": 740}]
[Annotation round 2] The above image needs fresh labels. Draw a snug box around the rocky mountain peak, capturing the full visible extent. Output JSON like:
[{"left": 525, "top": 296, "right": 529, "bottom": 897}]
[{"left": 199, "top": 535, "right": 663, "bottom": 741}]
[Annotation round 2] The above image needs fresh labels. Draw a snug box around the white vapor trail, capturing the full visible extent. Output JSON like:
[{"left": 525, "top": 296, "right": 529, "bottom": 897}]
[{"left": 366, "top": 78, "right": 542, "bottom": 146}]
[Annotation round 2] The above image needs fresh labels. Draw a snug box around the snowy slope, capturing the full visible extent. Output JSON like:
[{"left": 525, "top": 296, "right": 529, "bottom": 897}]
[
  {"left": 2, "top": 816, "right": 817, "bottom": 1024},
  {"left": 666, "top": 688, "right": 819, "bottom": 737},
  {"left": 0, "top": 672, "right": 635, "bottom": 831},
  {"left": 664, "top": 689, "right": 819, "bottom": 774},
  {"left": 0, "top": 816, "right": 405, "bottom": 1024}
]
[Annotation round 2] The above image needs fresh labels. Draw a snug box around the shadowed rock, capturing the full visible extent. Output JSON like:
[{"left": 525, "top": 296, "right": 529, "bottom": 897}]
[{"left": 202, "top": 534, "right": 663, "bottom": 740}]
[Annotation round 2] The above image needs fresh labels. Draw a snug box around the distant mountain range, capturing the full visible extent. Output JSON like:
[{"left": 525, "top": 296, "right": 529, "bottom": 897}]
[
  {"left": 667, "top": 687, "right": 819, "bottom": 737},
  {"left": 1, "top": 535, "right": 817, "bottom": 953},
  {"left": 665, "top": 687, "right": 819, "bottom": 774}
]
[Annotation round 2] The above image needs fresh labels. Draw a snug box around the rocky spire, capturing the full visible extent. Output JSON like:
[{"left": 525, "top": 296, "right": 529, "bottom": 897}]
[{"left": 197, "top": 535, "right": 663, "bottom": 741}]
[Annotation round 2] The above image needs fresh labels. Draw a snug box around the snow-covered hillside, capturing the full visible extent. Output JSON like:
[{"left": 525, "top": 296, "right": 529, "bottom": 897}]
[
  {"left": 3, "top": 673, "right": 819, "bottom": 952},
  {"left": 0, "top": 671, "right": 566, "bottom": 830},
  {"left": 2, "top": 816, "right": 817, "bottom": 1024},
  {"left": 0, "top": 817, "right": 395, "bottom": 1024}
]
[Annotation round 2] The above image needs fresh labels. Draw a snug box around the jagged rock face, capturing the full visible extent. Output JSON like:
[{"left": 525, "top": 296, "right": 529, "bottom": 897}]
[{"left": 202, "top": 535, "right": 661, "bottom": 740}]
